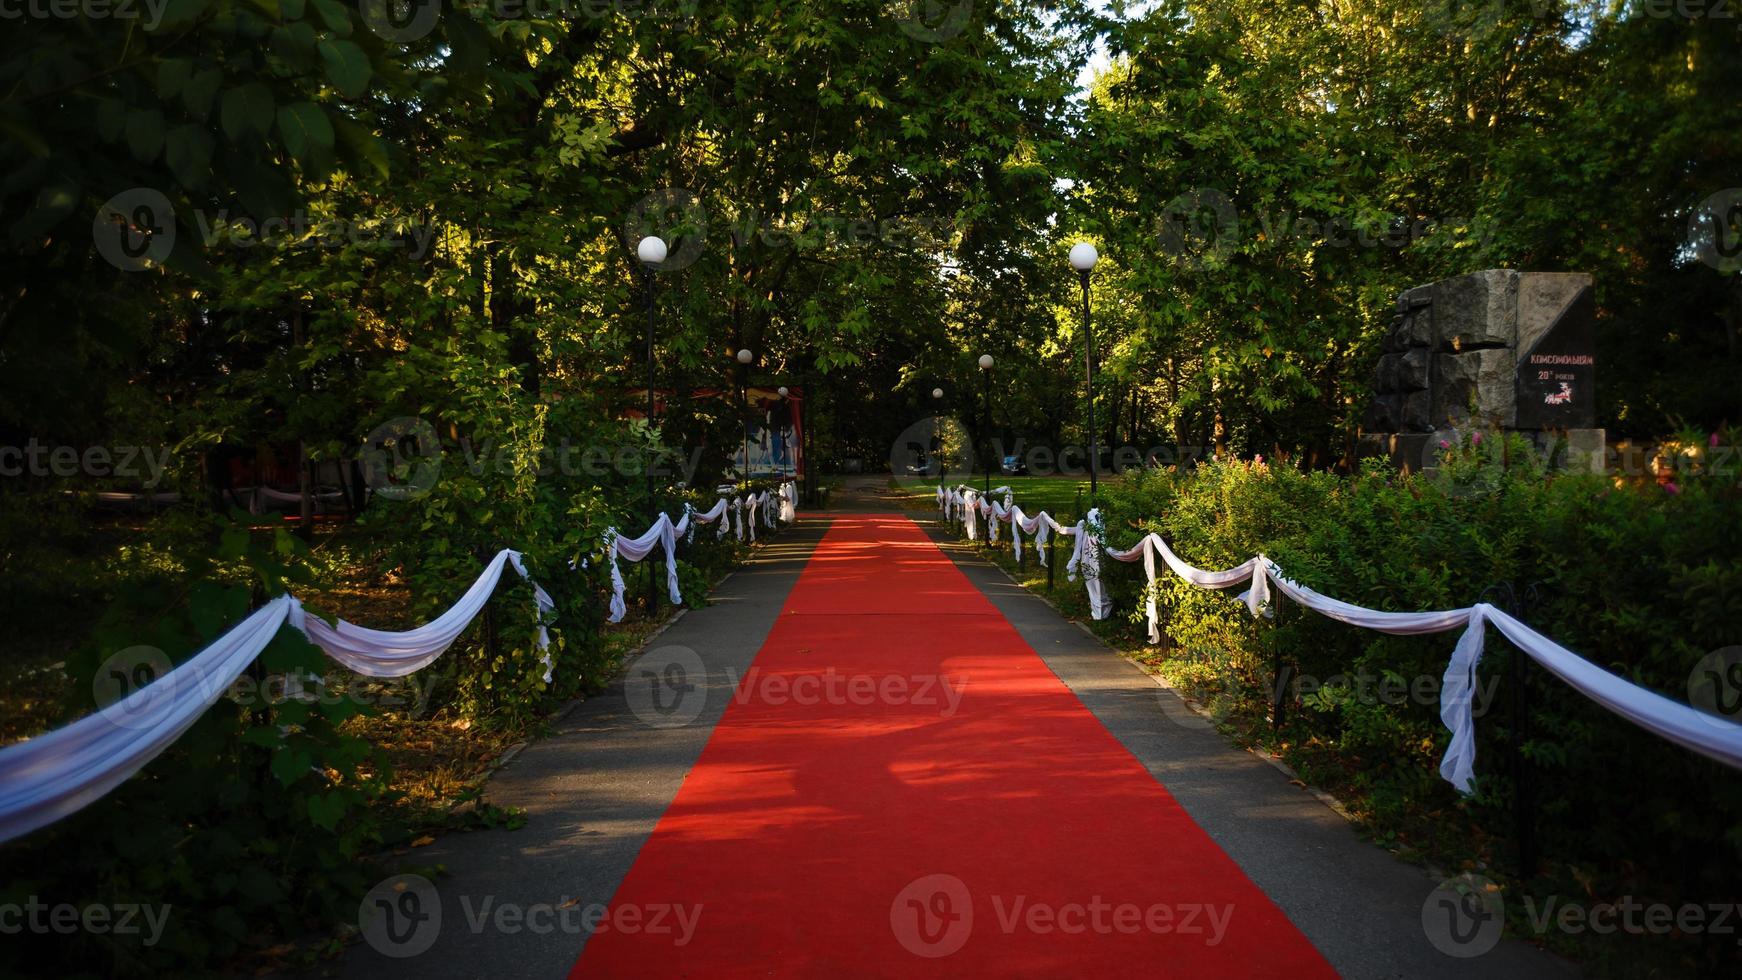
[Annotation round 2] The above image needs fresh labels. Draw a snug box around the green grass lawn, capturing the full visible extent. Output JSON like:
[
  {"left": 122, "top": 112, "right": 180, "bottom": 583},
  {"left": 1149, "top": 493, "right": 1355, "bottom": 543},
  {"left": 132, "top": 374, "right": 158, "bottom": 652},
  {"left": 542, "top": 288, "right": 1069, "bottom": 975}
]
[{"left": 890, "top": 474, "right": 1092, "bottom": 522}]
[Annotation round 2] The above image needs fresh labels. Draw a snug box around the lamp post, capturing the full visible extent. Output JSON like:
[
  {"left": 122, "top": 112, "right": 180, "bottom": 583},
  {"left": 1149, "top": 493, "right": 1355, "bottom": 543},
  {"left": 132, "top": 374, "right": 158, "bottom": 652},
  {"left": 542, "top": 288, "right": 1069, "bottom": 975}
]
[
  {"left": 776, "top": 385, "right": 791, "bottom": 483},
  {"left": 931, "top": 387, "right": 945, "bottom": 483},
  {"left": 1070, "top": 242, "right": 1100, "bottom": 499},
  {"left": 978, "top": 354, "right": 993, "bottom": 495},
  {"left": 736, "top": 348, "right": 753, "bottom": 483},
  {"left": 637, "top": 235, "right": 666, "bottom": 612}
]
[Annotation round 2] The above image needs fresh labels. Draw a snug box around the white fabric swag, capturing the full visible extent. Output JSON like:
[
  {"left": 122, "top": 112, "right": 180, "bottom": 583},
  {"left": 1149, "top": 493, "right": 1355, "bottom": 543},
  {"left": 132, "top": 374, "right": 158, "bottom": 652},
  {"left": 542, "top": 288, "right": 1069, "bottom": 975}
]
[
  {"left": 604, "top": 515, "right": 681, "bottom": 624},
  {"left": 958, "top": 486, "right": 1742, "bottom": 796},
  {"left": 2, "top": 488, "right": 789, "bottom": 844},
  {"left": 0, "top": 548, "right": 555, "bottom": 844}
]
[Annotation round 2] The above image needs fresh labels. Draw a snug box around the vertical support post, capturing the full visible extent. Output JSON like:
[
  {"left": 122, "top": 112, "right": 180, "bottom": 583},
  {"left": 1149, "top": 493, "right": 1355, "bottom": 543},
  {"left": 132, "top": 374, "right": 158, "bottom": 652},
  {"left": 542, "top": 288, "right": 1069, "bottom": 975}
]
[
  {"left": 1511, "top": 614, "right": 1537, "bottom": 878},
  {"left": 644, "top": 270, "right": 658, "bottom": 615},
  {"left": 1484, "top": 580, "right": 1538, "bottom": 879},
  {"left": 1080, "top": 270, "right": 1098, "bottom": 500},
  {"left": 1269, "top": 601, "right": 1289, "bottom": 731},
  {"left": 983, "top": 367, "right": 992, "bottom": 496},
  {"left": 1046, "top": 530, "right": 1055, "bottom": 591}
]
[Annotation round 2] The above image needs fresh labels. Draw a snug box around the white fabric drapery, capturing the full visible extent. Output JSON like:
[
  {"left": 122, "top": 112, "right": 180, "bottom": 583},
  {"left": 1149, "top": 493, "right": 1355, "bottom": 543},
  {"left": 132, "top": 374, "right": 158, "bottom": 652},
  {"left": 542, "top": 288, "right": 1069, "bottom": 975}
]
[
  {"left": 1, "top": 488, "right": 776, "bottom": 844},
  {"left": 976, "top": 486, "right": 1742, "bottom": 795},
  {"left": 677, "top": 497, "right": 731, "bottom": 544},
  {"left": 0, "top": 548, "right": 558, "bottom": 844},
  {"left": 604, "top": 515, "right": 682, "bottom": 624},
  {"left": 294, "top": 548, "right": 555, "bottom": 681},
  {"left": 1062, "top": 510, "right": 1112, "bottom": 620},
  {"left": 0, "top": 598, "right": 297, "bottom": 843}
]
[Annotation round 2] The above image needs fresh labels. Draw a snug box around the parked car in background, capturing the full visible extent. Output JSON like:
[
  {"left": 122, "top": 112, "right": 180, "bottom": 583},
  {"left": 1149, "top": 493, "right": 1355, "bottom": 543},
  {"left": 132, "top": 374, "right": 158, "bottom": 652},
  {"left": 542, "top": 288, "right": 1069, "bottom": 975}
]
[{"left": 1000, "top": 455, "right": 1027, "bottom": 475}]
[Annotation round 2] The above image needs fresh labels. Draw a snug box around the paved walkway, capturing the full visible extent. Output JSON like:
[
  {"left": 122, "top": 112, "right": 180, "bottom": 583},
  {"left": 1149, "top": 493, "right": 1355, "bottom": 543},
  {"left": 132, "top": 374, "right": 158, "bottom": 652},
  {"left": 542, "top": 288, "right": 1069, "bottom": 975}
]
[{"left": 338, "top": 502, "right": 1572, "bottom": 979}]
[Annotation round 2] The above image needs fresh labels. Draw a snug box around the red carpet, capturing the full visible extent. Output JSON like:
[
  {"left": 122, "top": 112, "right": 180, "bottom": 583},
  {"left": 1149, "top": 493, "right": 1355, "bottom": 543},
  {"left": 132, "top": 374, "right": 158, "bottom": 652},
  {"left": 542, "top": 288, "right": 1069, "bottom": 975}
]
[{"left": 571, "top": 514, "right": 1334, "bottom": 978}]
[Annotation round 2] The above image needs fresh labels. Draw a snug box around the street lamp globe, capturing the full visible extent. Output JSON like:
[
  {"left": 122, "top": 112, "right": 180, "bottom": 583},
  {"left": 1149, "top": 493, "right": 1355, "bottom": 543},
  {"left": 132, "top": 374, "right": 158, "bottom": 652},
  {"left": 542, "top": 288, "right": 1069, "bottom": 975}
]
[
  {"left": 932, "top": 387, "right": 943, "bottom": 399},
  {"left": 1069, "top": 242, "right": 1099, "bottom": 271},
  {"left": 637, "top": 235, "right": 668, "bottom": 265},
  {"left": 736, "top": 348, "right": 753, "bottom": 364},
  {"left": 777, "top": 386, "right": 789, "bottom": 397},
  {"left": 978, "top": 354, "right": 994, "bottom": 371}
]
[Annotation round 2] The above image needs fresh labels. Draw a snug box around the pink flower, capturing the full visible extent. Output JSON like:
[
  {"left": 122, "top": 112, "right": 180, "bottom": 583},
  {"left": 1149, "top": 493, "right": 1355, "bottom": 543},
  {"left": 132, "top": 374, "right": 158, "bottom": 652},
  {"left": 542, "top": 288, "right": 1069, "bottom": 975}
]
[
  {"left": 1254, "top": 454, "right": 1264, "bottom": 464},
  {"left": 1712, "top": 432, "right": 1723, "bottom": 449},
  {"left": 1439, "top": 439, "right": 1451, "bottom": 450},
  {"left": 1665, "top": 481, "right": 1682, "bottom": 495},
  {"left": 1471, "top": 431, "right": 1483, "bottom": 446}
]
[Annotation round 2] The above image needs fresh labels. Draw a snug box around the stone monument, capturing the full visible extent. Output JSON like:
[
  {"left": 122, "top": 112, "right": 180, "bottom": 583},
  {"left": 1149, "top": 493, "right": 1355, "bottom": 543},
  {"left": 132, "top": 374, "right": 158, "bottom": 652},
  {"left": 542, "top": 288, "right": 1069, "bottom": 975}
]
[{"left": 1359, "top": 270, "right": 1604, "bottom": 472}]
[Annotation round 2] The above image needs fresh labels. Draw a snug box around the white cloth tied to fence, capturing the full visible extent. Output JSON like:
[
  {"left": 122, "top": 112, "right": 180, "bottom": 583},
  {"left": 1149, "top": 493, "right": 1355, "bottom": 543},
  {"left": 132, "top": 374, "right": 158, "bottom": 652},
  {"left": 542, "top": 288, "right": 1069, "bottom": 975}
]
[
  {"left": 0, "top": 547, "right": 558, "bottom": 844},
  {"left": 1006, "top": 505, "right": 1053, "bottom": 566},
  {"left": 988, "top": 487, "right": 1742, "bottom": 796},
  {"left": 0, "top": 598, "right": 297, "bottom": 843},
  {"left": 605, "top": 515, "right": 682, "bottom": 623},
  {"left": 678, "top": 497, "right": 731, "bottom": 544},
  {"left": 960, "top": 489, "right": 980, "bottom": 541},
  {"left": 293, "top": 548, "right": 555, "bottom": 681},
  {"left": 779, "top": 482, "right": 798, "bottom": 522},
  {"left": 1062, "top": 510, "right": 1112, "bottom": 620}
]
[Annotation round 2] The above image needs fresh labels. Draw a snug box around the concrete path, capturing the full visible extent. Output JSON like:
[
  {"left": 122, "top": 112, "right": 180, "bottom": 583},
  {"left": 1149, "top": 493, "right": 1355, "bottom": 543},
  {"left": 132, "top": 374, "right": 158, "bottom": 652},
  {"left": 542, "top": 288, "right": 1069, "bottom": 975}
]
[{"left": 340, "top": 520, "right": 832, "bottom": 979}]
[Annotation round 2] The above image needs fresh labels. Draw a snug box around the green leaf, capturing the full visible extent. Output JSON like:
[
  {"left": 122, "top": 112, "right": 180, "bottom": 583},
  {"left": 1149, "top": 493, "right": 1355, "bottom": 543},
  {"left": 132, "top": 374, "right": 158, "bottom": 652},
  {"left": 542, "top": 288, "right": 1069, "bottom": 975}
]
[
  {"left": 275, "top": 102, "right": 333, "bottom": 166},
  {"left": 270, "top": 746, "right": 312, "bottom": 786},
  {"left": 0, "top": 115, "right": 48, "bottom": 157},
  {"left": 279, "top": 0, "right": 306, "bottom": 18},
  {"left": 124, "top": 108, "right": 165, "bottom": 162},
  {"left": 183, "top": 68, "right": 224, "bottom": 120},
  {"left": 155, "top": 58, "right": 192, "bottom": 99},
  {"left": 239, "top": 726, "right": 281, "bottom": 748},
  {"left": 318, "top": 39, "right": 371, "bottom": 99},
  {"left": 165, "top": 124, "right": 214, "bottom": 188},
  {"left": 220, "top": 83, "right": 274, "bottom": 140},
  {"left": 237, "top": 865, "right": 285, "bottom": 904},
  {"left": 154, "top": 0, "right": 213, "bottom": 28},
  {"left": 269, "top": 22, "right": 320, "bottom": 65},
  {"left": 309, "top": 0, "right": 353, "bottom": 35},
  {"left": 306, "top": 792, "right": 346, "bottom": 831}
]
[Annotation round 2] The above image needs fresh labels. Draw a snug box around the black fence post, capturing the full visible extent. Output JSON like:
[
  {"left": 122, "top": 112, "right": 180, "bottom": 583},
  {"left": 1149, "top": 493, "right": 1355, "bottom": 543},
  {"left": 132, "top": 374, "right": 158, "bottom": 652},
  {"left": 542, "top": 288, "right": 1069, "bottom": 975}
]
[
  {"left": 1269, "top": 599, "right": 1291, "bottom": 731},
  {"left": 1482, "top": 580, "right": 1542, "bottom": 879},
  {"left": 1045, "top": 531, "right": 1056, "bottom": 591}
]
